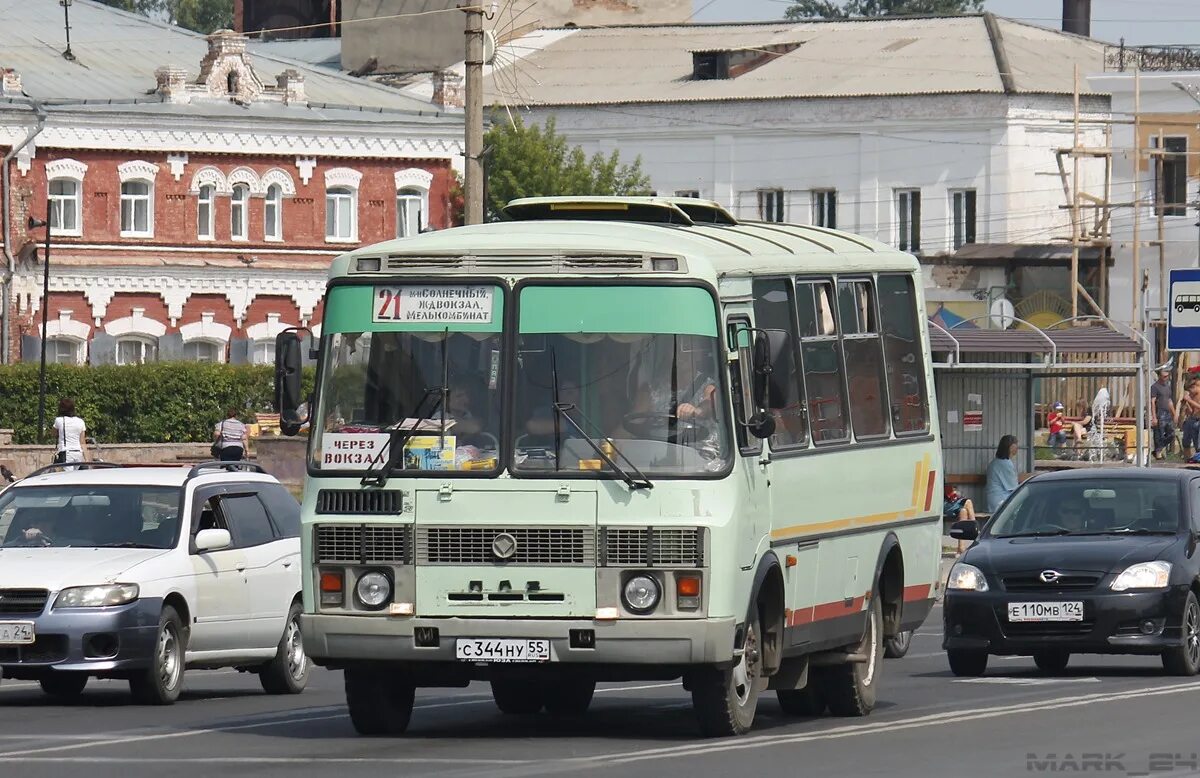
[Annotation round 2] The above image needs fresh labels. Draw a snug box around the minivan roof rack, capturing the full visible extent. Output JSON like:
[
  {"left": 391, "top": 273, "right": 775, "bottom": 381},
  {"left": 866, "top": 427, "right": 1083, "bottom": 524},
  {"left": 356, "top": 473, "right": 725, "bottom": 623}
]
[
  {"left": 185, "top": 461, "right": 267, "bottom": 480},
  {"left": 22, "top": 461, "right": 121, "bottom": 479}
]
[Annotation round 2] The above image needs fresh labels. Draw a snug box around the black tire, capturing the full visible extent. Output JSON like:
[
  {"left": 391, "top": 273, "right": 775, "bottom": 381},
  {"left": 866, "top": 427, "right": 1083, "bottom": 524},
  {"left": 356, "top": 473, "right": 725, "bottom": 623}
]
[
  {"left": 884, "top": 630, "right": 913, "bottom": 659},
  {"left": 947, "top": 648, "right": 989, "bottom": 677},
  {"left": 691, "top": 607, "right": 763, "bottom": 736},
  {"left": 129, "top": 605, "right": 185, "bottom": 705},
  {"left": 776, "top": 683, "right": 826, "bottom": 716},
  {"left": 345, "top": 666, "right": 414, "bottom": 735},
  {"left": 491, "top": 679, "right": 545, "bottom": 714},
  {"left": 1164, "top": 590, "right": 1200, "bottom": 676},
  {"left": 260, "top": 602, "right": 309, "bottom": 695},
  {"left": 39, "top": 673, "right": 88, "bottom": 699},
  {"left": 818, "top": 595, "right": 883, "bottom": 717},
  {"left": 543, "top": 679, "right": 595, "bottom": 715},
  {"left": 1033, "top": 650, "right": 1070, "bottom": 674}
]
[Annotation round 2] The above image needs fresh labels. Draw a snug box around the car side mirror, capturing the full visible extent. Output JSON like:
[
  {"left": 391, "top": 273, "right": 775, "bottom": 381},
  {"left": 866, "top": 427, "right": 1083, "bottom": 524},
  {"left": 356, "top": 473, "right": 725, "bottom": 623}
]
[
  {"left": 746, "top": 411, "right": 776, "bottom": 440},
  {"left": 274, "top": 328, "right": 309, "bottom": 436},
  {"left": 949, "top": 520, "right": 979, "bottom": 541},
  {"left": 195, "top": 528, "right": 231, "bottom": 553}
]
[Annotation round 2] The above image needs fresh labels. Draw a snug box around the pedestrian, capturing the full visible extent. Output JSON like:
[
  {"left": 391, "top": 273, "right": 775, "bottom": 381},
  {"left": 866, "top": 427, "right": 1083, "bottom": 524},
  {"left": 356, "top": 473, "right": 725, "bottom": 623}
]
[
  {"left": 1179, "top": 378, "right": 1200, "bottom": 462},
  {"left": 985, "top": 434, "right": 1019, "bottom": 513},
  {"left": 52, "top": 397, "right": 89, "bottom": 470},
  {"left": 212, "top": 407, "right": 248, "bottom": 462},
  {"left": 1047, "top": 402, "right": 1067, "bottom": 451},
  {"left": 944, "top": 483, "right": 978, "bottom": 553},
  {"left": 1151, "top": 368, "right": 1177, "bottom": 461}
]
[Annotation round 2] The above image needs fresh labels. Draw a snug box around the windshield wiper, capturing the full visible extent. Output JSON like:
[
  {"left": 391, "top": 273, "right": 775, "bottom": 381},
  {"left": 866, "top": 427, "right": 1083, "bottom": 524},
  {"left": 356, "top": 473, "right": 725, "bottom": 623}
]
[
  {"left": 997, "top": 529, "right": 1073, "bottom": 538},
  {"left": 1090, "top": 528, "right": 1177, "bottom": 536},
  {"left": 98, "top": 542, "right": 159, "bottom": 549},
  {"left": 360, "top": 387, "right": 447, "bottom": 487},
  {"left": 551, "top": 402, "right": 653, "bottom": 491}
]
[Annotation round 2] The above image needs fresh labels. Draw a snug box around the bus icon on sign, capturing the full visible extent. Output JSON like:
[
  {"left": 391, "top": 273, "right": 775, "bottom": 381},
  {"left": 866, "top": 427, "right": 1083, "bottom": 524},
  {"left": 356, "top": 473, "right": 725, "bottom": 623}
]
[{"left": 1177, "top": 294, "right": 1200, "bottom": 314}]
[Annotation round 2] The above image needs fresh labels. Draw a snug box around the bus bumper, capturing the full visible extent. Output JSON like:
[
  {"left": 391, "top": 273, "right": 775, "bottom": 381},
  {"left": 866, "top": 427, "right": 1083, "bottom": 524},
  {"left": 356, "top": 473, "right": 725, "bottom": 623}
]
[{"left": 300, "top": 614, "right": 737, "bottom": 666}]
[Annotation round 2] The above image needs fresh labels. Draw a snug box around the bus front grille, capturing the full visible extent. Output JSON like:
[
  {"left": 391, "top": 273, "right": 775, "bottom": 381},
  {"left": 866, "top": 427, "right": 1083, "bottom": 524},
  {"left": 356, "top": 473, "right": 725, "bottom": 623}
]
[
  {"left": 315, "top": 524, "right": 412, "bottom": 564},
  {"left": 600, "top": 527, "right": 705, "bottom": 568},
  {"left": 316, "top": 489, "right": 403, "bottom": 515},
  {"left": 416, "top": 526, "right": 595, "bottom": 566}
]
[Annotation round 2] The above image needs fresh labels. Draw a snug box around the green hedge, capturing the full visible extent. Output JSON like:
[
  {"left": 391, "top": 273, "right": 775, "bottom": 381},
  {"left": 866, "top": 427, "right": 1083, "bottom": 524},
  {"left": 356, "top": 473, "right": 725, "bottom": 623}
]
[{"left": 0, "top": 363, "right": 315, "bottom": 444}]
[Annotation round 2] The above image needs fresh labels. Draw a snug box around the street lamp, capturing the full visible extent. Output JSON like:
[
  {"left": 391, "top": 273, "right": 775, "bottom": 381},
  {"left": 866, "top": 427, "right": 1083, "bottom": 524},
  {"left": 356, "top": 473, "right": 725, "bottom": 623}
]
[{"left": 28, "top": 207, "right": 52, "bottom": 444}]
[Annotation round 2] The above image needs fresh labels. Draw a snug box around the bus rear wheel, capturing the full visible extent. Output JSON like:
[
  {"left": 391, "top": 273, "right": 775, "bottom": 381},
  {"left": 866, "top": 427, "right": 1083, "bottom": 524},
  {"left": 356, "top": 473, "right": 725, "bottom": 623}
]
[
  {"left": 817, "top": 595, "right": 882, "bottom": 717},
  {"left": 691, "top": 608, "right": 762, "bottom": 737},
  {"left": 345, "top": 666, "right": 414, "bottom": 736},
  {"left": 491, "top": 679, "right": 544, "bottom": 714}
]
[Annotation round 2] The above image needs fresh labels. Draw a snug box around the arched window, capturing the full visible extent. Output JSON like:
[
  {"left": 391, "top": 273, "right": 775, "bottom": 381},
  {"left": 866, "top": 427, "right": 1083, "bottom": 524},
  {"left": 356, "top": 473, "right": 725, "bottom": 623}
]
[
  {"left": 116, "top": 336, "right": 158, "bottom": 365},
  {"left": 45, "top": 337, "right": 81, "bottom": 365},
  {"left": 396, "top": 187, "right": 425, "bottom": 238},
  {"left": 252, "top": 339, "right": 276, "bottom": 365},
  {"left": 264, "top": 184, "right": 283, "bottom": 241},
  {"left": 120, "top": 180, "right": 153, "bottom": 236},
  {"left": 184, "top": 340, "right": 221, "bottom": 363},
  {"left": 49, "top": 179, "right": 81, "bottom": 236},
  {"left": 231, "top": 183, "right": 249, "bottom": 241},
  {"left": 198, "top": 184, "right": 215, "bottom": 240},
  {"left": 325, "top": 186, "right": 356, "bottom": 241}
]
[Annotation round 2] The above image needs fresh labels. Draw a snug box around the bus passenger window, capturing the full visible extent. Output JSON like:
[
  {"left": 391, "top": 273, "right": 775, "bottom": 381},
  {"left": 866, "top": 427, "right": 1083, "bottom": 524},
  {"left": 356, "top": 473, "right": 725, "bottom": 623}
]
[
  {"left": 839, "top": 280, "right": 890, "bottom": 439},
  {"left": 800, "top": 281, "right": 849, "bottom": 444},
  {"left": 877, "top": 274, "right": 929, "bottom": 434},
  {"left": 752, "top": 279, "right": 807, "bottom": 448}
]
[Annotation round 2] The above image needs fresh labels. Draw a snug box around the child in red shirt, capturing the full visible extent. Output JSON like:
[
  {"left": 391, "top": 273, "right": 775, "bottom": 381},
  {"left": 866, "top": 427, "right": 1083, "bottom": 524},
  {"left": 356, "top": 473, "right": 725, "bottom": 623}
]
[{"left": 1047, "top": 402, "right": 1067, "bottom": 450}]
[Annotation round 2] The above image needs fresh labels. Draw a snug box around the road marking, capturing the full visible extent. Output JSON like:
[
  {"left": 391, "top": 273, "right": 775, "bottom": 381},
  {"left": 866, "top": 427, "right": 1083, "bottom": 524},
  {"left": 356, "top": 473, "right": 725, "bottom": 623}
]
[
  {"left": 953, "top": 677, "right": 1102, "bottom": 686},
  {"left": 1, "top": 757, "right": 533, "bottom": 765}
]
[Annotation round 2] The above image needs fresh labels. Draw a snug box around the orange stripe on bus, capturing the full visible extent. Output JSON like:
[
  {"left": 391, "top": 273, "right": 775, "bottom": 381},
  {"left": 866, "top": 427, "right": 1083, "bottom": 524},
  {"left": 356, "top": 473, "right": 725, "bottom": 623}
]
[{"left": 924, "top": 469, "right": 937, "bottom": 512}]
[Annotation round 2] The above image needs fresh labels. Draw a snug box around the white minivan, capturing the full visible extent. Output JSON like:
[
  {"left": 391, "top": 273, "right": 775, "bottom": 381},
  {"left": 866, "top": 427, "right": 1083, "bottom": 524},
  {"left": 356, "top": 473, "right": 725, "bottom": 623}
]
[{"left": 0, "top": 461, "right": 308, "bottom": 704}]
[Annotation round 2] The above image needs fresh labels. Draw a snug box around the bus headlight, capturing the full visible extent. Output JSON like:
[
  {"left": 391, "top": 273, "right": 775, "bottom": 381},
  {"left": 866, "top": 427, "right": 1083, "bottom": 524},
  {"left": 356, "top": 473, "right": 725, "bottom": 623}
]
[
  {"left": 622, "top": 575, "right": 661, "bottom": 614},
  {"left": 355, "top": 571, "right": 392, "bottom": 610}
]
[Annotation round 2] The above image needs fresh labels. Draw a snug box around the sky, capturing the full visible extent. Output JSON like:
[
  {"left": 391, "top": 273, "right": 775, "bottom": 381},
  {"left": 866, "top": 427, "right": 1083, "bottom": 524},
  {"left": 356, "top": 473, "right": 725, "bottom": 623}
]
[{"left": 692, "top": 0, "right": 1200, "bottom": 45}]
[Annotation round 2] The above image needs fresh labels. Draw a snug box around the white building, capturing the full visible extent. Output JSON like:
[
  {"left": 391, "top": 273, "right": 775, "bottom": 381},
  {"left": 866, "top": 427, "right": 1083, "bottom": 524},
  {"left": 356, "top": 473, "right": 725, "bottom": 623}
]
[{"left": 458, "top": 15, "right": 1111, "bottom": 324}]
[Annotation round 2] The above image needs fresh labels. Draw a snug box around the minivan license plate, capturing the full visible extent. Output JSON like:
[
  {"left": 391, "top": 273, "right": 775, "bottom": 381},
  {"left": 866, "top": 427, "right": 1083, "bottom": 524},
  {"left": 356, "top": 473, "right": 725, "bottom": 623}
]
[
  {"left": 0, "top": 621, "right": 35, "bottom": 645},
  {"left": 456, "top": 638, "right": 550, "bottom": 663},
  {"left": 1007, "top": 602, "right": 1084, "bottom": 622}
]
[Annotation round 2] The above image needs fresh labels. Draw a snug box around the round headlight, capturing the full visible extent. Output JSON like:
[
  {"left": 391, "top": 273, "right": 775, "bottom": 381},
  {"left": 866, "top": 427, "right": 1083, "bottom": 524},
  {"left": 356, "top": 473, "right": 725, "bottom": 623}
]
[
  {"left": 355, "top": 571, "right": 392, "bottom": 609},
  {"left": 622, "top": 575, "right": 661, "bottom": 614}
]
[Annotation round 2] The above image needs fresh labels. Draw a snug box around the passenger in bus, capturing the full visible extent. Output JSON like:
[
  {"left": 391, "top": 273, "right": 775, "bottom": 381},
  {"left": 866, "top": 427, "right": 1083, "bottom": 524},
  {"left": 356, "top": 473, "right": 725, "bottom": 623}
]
[{"left": 986, "top": 434, "right": 1020, "bottom": 513}]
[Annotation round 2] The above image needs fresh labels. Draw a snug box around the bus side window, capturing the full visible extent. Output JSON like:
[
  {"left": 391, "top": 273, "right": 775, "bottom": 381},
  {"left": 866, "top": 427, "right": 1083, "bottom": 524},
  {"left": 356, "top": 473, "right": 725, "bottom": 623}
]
[
  {"left": 838, "top": 278, "right": 890, "bottom": 440},
  {"left": 798, "top": 280, "right": 849, "bottom": 445},
  {"left": 751, "top": 279, "right": 808, "bottom": 449},
  {"left": 877, "top": 274, "right": 930, "bottom": 434},
  {"left": 726, "top": 316, "right": 760, "bottom": 455}
]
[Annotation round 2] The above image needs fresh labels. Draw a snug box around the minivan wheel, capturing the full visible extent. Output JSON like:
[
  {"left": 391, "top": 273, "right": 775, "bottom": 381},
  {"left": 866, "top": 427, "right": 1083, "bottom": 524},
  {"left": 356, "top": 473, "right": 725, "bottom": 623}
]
[
  {"left": 1164, "top": 591, "right": 1200, "bottom": 676},
  {"left": 260, "top": 602, "right": 309, "bottom": 695},
  {"left": 129, "top": 605, "right": 184, "bottom": 705}
]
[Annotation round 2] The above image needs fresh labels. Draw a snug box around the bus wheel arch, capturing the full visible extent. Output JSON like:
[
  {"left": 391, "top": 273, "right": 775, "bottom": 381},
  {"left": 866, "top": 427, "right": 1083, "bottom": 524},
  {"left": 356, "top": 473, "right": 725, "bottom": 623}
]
[
  {"left": 872, "top": 534, "right": 904, "bottom": 638},
  {"left": 750, "top": 552, "right": 785, "bottom": 677}
]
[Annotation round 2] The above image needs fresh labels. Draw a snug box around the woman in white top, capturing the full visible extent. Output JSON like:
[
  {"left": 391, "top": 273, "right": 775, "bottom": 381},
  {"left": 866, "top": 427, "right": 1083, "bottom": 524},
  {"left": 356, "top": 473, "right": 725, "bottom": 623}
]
[
  {"left": 213, "top": 407, "right": 249, "bottom": 462},
  {"left": 53, "top": 397, "right": 89, "bottom": 468}
]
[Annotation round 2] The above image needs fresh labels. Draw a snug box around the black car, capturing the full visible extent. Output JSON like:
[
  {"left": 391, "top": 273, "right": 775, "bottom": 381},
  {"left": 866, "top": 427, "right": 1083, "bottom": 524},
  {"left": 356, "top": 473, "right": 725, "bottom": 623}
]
[{"left": 943, "top": 468, "right": 1200, "bottom": 676}]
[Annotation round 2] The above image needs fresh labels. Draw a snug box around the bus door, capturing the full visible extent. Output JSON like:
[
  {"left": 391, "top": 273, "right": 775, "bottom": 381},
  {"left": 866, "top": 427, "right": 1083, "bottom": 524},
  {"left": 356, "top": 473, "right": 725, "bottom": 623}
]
[{"left": 725, "top": 310, "right": 770, "bottom": 571}]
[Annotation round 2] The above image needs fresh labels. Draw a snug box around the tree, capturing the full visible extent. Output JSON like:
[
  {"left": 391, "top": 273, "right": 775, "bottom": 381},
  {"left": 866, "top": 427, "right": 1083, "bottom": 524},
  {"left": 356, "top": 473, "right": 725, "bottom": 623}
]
[
  {"left": 785, "top": 0, "right": 984, "bottom": 20},
  {"left": 483, "top": 114, "right": 652, "bottom": 219},
  {"left": 96, "top": 0, "right": 233, "bottom": 34}
]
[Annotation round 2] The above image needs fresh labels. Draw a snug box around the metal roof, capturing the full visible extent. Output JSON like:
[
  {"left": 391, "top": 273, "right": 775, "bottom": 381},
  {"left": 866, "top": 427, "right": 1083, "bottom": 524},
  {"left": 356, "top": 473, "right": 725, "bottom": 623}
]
[
  {"left": 483, "top": 15, "right": 1108, "bottom": 107},
  {"left": 929, "top": 325, "right": 1143, "bottom": 355},
  {"left": 0, "top": 0, "right": 456, "bottom": 124}
]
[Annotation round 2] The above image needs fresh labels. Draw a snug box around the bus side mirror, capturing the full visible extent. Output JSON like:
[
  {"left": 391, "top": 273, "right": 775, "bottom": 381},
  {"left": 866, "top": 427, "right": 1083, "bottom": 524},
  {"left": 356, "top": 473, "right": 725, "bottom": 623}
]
[
  {"left": 274, "top": 329, "right": 307, "bottom": 436},
  {"left": 752, "top": 329, "right": 795, "bottom": 411},
  {"left": 746, "top": 411, "right": 776, "bottom": 439}
]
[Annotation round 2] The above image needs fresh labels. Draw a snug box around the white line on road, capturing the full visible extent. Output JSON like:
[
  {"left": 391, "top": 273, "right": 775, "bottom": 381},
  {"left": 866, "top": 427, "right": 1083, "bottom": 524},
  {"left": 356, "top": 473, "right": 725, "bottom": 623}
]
[
  {"left": 953, "top": 677, "right": 1102, "bottom": 686},
  {"left": 1, "top": 757, "right": 534, "bottom": 765}
]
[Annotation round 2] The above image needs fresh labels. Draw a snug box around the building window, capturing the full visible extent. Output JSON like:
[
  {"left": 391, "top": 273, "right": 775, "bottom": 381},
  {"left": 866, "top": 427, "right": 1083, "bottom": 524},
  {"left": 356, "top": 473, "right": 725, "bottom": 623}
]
[
  {"left": 45, "top": 338, "right": 80, "bottom": 365},
  {"left": 49, "top": 179, "right": 81, "bottom": 236},
  {"left": 326, "top": 186, "right": 356, "bottom": 241},
  {"left": 264, "top": 184, "right": 282, "bottom": 241},
  {"left": 397, "top": 188, "right": 424, "bottom": 238},
  {"left": 230, "top": 183, "right": 249, "bottom": 241},
  {"left": 950, "top": 189, "right": 976, "bottom": 249},
  {"left": 252, "top": 339, "right": 276, "bottom": 365},
  {"left": 812, "top": 189, "right": 836, "bottom": 229},
  {"left": 120, "top": 180, "right": 153, "bottom": 236},
  {"left": 197, "top": 184, "right": 215, "bottom": 240},
  {"left": 757, "top": 189, "right": 784, "bottom": 222},
  {"left": 116, "top": 337, "right": 157, "bottom": 365},
  {"left": 1154, "top": 136, "right": 1188, "bottom": 217},
  {"left": 896, "top": 189, "right": 920, "bottom": 252},
  {"left": 184, "top": 340, "right": 221, "bottom": 363},
  {"left": 675, "top": 189, "right": 701, "bottom": 199}
]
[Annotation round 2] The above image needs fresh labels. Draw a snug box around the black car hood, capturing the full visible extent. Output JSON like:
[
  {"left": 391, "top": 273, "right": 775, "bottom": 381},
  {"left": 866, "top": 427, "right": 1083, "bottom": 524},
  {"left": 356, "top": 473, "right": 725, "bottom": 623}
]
[{"left": 966, "top": 534, "right": 1180, "bottom": 575}]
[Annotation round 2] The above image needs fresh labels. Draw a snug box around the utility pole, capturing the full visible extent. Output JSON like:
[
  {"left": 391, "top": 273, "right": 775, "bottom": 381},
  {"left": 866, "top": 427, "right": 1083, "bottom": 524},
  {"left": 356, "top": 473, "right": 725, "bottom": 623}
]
[
  {"left": 463, "top": 3, "right": 485, "bottom": 225},
  {"left": 28, "top": 208, "right": 51, "bottom": 443}
]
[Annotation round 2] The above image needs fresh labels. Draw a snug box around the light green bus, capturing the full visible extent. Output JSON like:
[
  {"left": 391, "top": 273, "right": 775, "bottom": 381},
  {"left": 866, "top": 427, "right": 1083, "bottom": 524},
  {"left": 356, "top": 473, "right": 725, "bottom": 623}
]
[{"left": 274, "top": 196, "right": 943, "bottom": 737}]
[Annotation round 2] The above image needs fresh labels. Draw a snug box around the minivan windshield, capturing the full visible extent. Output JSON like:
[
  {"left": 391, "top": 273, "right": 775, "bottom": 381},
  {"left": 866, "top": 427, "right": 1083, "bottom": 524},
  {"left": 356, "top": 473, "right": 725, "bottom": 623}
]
[
  {"left": 989, "top": 479, "right": 1181, "bottom": 537},
  {"left": 0, "top": 485, "right": 181, "bottom": 549}
]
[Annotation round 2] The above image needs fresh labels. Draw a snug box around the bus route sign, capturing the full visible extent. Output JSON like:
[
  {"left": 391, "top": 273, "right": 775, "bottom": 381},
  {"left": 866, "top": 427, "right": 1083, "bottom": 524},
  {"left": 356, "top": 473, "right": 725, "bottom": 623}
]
[{"left": 1167, "top": 269, "right": 1200, "bottom": 351}]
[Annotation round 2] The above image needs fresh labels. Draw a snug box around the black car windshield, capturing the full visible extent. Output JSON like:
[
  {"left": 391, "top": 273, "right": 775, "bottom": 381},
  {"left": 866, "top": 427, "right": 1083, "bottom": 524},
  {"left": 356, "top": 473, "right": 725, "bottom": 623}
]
[
  {"left": 989, "top": 479, "right": 1182, "bottom": 537},
  {"left": 0, "top": 485, "right": 181, "bottom": 549}
]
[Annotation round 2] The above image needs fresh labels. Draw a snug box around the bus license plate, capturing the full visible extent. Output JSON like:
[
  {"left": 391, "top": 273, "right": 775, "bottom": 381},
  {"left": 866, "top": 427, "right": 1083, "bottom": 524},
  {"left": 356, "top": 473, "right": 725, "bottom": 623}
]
[
  {"left": 0, "top": 621, "right": 35, "bottom": 645},
  {"left": 455, "top": 638, "right": 551, "bottom": 663},
  {"left": 1007, "top": 602, "right": 1084, "bottom": 622}
]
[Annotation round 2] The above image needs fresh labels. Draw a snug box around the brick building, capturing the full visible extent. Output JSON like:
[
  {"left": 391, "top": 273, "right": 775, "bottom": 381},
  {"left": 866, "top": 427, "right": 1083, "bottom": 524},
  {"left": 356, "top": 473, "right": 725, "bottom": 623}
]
[{"left": 1, "top": 0, "right": 463, "bottom": 365}]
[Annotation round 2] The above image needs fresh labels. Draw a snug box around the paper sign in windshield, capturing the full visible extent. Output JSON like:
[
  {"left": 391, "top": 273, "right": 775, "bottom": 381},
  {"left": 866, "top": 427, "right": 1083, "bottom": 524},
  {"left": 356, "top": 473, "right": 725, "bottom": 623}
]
[
  {"left": 373, "top": 285, "right": 493, "bottom": 324},
  {"left": 320, "top": 433, "right": 391, "bottom": 468}
]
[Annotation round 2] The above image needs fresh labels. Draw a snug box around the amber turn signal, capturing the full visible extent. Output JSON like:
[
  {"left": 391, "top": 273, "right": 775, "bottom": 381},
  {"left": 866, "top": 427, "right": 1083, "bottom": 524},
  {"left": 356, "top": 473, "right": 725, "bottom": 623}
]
[{"left": 677, "top": 576, "right": 701, "bottom": 598}]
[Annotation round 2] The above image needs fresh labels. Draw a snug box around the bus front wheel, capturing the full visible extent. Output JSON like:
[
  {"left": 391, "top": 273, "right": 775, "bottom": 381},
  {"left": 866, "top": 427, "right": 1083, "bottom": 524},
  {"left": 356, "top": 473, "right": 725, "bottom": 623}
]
[
  {"left": 345, "top": 666, "right": 414, "bottom": 736},
  {"left": 491, "top": 679, "right": 545, "bottom": 714},
  {"left": 690, "top": 608, "right": 762, "bottom": 736}
]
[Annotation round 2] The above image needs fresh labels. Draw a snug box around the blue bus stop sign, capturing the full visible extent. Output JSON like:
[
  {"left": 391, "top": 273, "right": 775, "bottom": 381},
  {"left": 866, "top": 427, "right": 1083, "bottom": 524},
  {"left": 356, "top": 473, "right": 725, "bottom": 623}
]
[{"left": 1168, "top": 268, "right": 1200, "bottom": 351}]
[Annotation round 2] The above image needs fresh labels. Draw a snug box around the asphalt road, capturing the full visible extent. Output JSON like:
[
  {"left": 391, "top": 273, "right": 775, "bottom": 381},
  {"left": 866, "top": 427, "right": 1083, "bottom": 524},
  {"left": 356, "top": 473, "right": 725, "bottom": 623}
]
[{"left": 2, "top": 605, "right": 1199, "bottom": 778}]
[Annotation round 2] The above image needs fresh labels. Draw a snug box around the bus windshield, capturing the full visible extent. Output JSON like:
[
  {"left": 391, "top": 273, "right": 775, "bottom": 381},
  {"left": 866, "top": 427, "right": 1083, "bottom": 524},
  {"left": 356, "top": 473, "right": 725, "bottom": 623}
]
[{"left": 512, "top": 285, "right": 731, "bottom": 476}]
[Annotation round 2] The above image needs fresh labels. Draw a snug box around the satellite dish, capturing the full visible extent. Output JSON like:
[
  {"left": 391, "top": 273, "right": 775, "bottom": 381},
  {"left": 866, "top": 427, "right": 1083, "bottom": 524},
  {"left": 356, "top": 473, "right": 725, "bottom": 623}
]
[
  {"left": 483, "top": 30, "right": 497, "bottom": 66},
  {"left": 989, "top": 297, "right": 1015, "bottom": 329}
]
